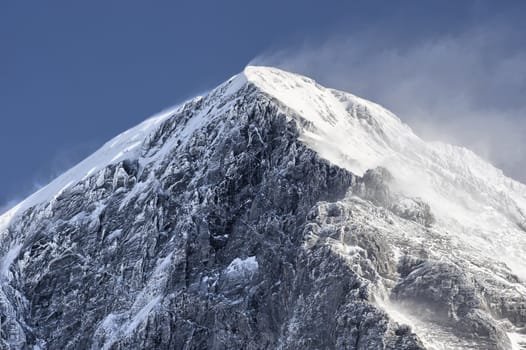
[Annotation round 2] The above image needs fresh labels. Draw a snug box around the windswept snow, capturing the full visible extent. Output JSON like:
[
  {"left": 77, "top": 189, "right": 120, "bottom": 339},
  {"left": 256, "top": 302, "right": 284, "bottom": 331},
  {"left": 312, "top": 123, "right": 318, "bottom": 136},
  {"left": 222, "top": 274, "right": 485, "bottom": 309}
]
[
  {"left": 0, "top": 72, "right": 246, "bottom": 234},
  {"left": 224, "top": 256, "right": 259, "bottom": 279},
  {"left": 8, "top": 65, "right": 525, "bottom": 249},
  {"left": 244, "top": 65, "right": 526, "bottom": 278},
  {"left": 5, "top": 66, "right": 525, "bottom": 242},
  {"left": 0, "top": 108, "right": 177, "bottom": 232},
  {"left": 508, "top": 332, "right": 526, "bottom": 350},
  {"left": 3, "top": 65, "right": 526, "bottom": 300},
  {"left": 0, "top": 243, "right": 22, "bottom": 281},
  {"left": 1, "top": 65, "right": 526, "bottom": 349}
]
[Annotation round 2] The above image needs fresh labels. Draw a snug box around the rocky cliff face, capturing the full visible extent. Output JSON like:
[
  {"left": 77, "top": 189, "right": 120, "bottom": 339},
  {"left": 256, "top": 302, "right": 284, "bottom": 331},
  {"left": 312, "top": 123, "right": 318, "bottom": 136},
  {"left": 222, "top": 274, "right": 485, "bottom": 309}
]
[{"left": 1, "top": 67, "right": 526, "bottom": 350}]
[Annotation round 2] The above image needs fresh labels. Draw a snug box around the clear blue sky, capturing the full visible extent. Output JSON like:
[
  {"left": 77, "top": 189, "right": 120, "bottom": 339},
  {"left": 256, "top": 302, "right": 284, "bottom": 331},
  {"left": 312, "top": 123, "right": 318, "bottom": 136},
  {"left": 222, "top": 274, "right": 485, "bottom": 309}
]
[{"left": 1, "top": 1, "right": 525, "bottom": 211}]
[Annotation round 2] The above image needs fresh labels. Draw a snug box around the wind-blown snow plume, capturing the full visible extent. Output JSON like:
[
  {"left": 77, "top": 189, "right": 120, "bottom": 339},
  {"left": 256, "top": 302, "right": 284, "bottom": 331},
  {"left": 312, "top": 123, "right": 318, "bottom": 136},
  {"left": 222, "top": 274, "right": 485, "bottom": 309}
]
[{"left": 251, "top": 27, "right": 526, "bottom": 183}]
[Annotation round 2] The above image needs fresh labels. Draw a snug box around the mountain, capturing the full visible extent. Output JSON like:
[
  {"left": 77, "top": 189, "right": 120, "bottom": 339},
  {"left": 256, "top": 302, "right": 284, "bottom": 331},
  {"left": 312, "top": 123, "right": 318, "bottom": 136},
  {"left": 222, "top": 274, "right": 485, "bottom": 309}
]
[{"left": 1, "top": 66, "right": 526, "bottom": 350}]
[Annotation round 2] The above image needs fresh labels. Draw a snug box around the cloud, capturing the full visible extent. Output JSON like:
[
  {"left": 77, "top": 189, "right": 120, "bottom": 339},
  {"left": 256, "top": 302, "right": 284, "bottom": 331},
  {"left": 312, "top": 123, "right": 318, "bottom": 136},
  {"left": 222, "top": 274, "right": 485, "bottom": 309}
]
[{"left": 251, "top": 26, "right": 526, "bottom": 183}]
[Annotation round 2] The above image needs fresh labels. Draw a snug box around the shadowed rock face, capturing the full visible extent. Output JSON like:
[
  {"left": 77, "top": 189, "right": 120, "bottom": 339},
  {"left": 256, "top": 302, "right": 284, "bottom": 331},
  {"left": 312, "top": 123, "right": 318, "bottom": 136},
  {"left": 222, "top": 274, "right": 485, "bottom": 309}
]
[
  {"left": 1, "top": 68, "right": 525, "bottom": 350},
  {"left": 0, "top": 84, "right": 424, "bottom": 350}
]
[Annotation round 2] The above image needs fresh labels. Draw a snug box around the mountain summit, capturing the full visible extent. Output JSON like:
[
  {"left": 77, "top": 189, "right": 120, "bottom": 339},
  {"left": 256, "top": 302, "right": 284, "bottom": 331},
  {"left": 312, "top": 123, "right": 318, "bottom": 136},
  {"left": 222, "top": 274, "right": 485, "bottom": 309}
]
[{"left": 1, "top": 66, "right": 526, "bottom": 349}]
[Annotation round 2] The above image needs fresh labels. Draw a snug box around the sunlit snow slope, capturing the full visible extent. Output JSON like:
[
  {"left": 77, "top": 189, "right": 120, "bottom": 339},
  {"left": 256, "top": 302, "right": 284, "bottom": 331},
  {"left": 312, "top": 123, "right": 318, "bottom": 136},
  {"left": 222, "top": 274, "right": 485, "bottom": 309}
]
[
  {"left": 4, "top": 66, "right": 525, "bottom": 250},
  {"left": 246, "top": 66, "right": 526, "bottom": 275},
  {"left": 244, "top": 66, "right": 526, "bottom": 349}
]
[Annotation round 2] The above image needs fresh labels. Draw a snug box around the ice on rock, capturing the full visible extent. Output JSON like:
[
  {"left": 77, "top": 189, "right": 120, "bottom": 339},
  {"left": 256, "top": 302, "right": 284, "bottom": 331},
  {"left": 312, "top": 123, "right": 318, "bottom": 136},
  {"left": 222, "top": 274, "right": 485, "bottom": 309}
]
[
  {"left": 0, "top": 243, "right": 22, "bottom": 281},
  {"left": 224, "top": 256, "right": 259, "bottom": 279}
]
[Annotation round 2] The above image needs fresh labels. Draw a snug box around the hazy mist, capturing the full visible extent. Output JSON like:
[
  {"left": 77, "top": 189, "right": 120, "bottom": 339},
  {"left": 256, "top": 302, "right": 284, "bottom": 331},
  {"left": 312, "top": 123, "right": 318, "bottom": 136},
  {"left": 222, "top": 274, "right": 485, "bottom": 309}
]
[{"left": 251, "top": 26, "right": 526, "bottom": 183}]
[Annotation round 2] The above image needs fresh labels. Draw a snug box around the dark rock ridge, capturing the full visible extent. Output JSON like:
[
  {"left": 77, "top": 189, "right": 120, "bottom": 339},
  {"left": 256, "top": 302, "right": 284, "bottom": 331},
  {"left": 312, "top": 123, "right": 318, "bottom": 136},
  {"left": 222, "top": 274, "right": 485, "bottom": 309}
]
[{"left": 0, "top": 67, "right": 525, "bottom": 350}]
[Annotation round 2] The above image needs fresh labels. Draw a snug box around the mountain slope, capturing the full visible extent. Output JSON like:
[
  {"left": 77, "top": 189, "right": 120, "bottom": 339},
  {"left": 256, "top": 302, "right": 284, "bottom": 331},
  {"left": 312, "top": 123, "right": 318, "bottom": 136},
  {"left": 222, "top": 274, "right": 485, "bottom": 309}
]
[{"left": 1, "top": 66, "right": 526, "bottom": 350}]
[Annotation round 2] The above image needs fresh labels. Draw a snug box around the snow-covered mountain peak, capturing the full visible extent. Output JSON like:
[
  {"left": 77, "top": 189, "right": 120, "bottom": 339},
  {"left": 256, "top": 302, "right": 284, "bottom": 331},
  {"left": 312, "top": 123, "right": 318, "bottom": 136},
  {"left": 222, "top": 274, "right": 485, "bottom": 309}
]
[
  {"left": 243, "top": 65, "right": 415, "bottom": 173},
  {"left": 3, "top": 65, "right": 526, "bottom": 253},
  {"left": 242, "top": 66, "right": 526, "bottom": 285},
  {"left": 245, "top": 67, "right": 526, "bottom": 217},
  {"left": 3, "top": 66, "right": 526, "bottom": 238},
  {"left": 1, "top": 65, "right": 526, "bottom": 350}
]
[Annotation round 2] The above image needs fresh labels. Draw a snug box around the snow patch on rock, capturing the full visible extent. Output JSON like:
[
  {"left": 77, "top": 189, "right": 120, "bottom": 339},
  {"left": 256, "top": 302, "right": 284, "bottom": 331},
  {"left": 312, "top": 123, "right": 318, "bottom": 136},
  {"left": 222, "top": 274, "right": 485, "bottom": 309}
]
[{"left": 225, "top": 256, "right": 259, "bottom": 279}]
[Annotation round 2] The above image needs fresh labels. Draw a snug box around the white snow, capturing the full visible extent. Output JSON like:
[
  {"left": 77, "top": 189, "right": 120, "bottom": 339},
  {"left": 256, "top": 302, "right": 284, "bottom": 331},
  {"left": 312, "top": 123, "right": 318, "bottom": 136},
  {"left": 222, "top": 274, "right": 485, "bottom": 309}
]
[
  {"left": 4, "top": 66, "right": 525, "bottom": 257},
  {"left": 241, "top": 66, "right": 526, "bottom": 348},
  {"left": 96, "top": 294, "right": 162, "bottom": 350},
  {"left": 0, "top": 243, "right": 22, "bottom": 281},
  {"left": 243, "top": 65, "right": 526, "bottom": 278},
  {"left": 124, "top": 296, "right": 161, "bottom": 335},
  {"left": 225, "top": 256, "right": 259, "bottom": 279},
  {"left": 105, "top": 229, "right": 123, "bottom": 242},
  {"left": 508, "top": 332, "right": 526, "bottom": 350}
]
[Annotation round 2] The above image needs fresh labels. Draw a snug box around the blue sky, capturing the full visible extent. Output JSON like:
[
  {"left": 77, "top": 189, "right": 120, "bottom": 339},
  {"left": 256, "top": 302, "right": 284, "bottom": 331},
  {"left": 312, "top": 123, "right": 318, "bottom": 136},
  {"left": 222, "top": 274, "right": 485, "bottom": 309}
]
[{"left": 1, "top": 1, "right": 526, "bottom": 211}]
